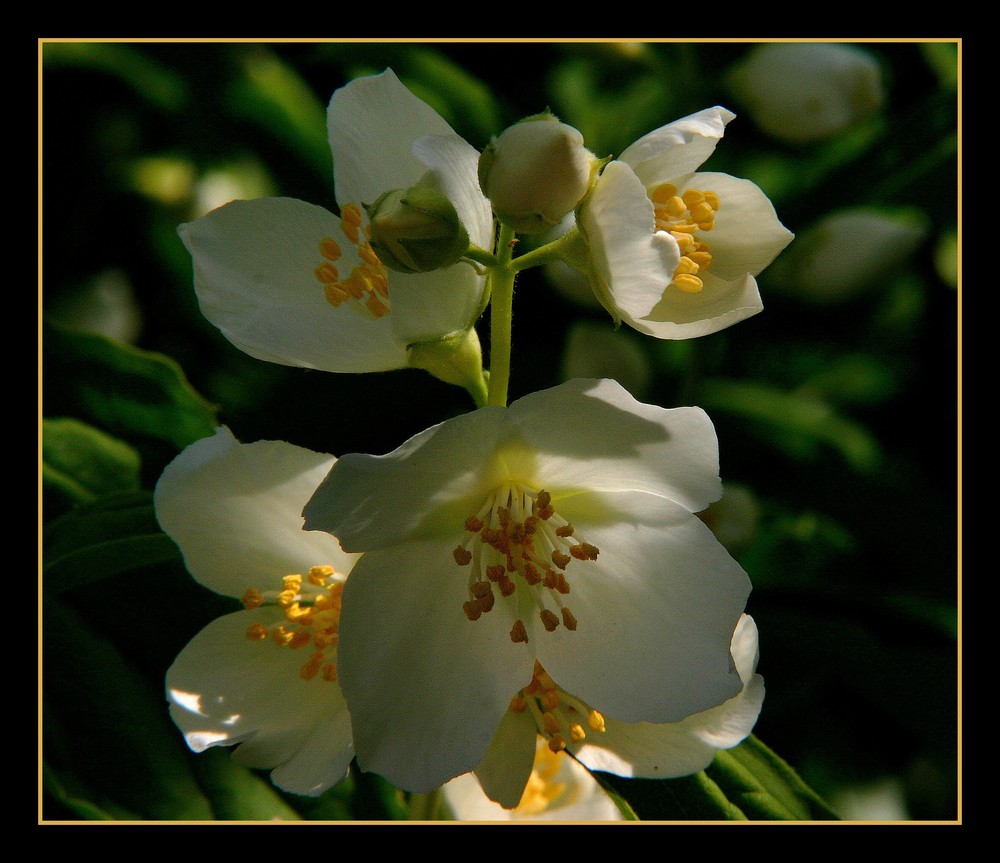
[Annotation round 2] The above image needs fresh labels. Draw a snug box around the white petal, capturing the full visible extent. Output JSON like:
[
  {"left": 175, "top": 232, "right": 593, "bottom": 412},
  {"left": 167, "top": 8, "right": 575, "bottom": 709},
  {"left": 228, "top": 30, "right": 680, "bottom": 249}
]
[
  {"left": 166, "top": 609, "right": 353, "bottom": 796},
  {"left": 303, "top": 405, "right": 508, "bottom": 551},
  {"left": 328, "top": 69, "right": 458, "bottom": 211},
  {"left": 571, "top": 614, "right": 763, "bottom": 777},
  {"left": 154, "top": 427, "right": 357, "bottom": 599},
  {"left": 179, "top": 197, "right": 407, "bottom": 373},
  {"left": 630, "top": 271, "right": 764, "bottom": 339},
  {"left": 507, "top": 378, "right": 723, "bottom": 514},
  {"left": 469, "top": 709, "right": 538, "bottom": 811},
  {"left": 538, "top": 490, "right": 751, "bottom": 724},
  {"left": 386, "top": 266, "right": 486, "bottom": 347},
  {"left": 335, "top": 537, "right": 535, "bottom": 791},
  {"left": 412, "top": 133, "right": 494, "bottom": 250},
  {"left": 580, "top": 160, "right": 681, "bottom": 324},
  {"left": 618, "top": 107, "right": 736, "bottom": 187},
  {"left": 679, "top": 172, "right": 794, "bottom": 280}
]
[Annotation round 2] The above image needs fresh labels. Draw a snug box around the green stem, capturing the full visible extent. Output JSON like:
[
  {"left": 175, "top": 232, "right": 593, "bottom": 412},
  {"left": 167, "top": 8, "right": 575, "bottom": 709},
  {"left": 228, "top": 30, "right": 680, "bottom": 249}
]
[
  {"left": 464, "top": 243, "right": 500, "bottom": 268},
  {"left": 466, "top": 371, "right": 489, "bottom": 408},
  {"left": 408, "top": 788, "right": 448, "bottom": 821},
  {"left": 509, "top": 227, "right": 581, "bottom": 273},
  {"left": 487, "top": 223, "right": 517, "bottom": 407}
]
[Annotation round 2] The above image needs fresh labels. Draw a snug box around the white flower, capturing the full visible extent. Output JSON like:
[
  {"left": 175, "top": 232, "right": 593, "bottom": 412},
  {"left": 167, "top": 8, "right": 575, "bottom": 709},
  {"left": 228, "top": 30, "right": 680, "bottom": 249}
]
[
  {"left": 156, "top": 427, "right": 360, "bottom": 796},
  {"left": 727, "top": 43, "right": 885, "bottom": 144},
  {"left": 443, "top": 737, "right": 624, "bottom": 821},
  {"left": 576, "top": 108, "right": 793, "bottom": 339},
  {"left": 303, "top": 377, "right": 751, "bottom": 792},
  {"left": 178, "top": 69, "right": 492, "bottom": 374},
  {"left": 470, "top": 614, "right": 764, "bottom": 810}
]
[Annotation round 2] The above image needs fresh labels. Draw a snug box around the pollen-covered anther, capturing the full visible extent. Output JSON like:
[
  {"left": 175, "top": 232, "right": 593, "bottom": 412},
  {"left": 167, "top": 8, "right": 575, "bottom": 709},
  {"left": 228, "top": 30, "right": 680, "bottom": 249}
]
[
  {"left": 588, "top": 709, "right": 606, "bottom": 733},
  {"left": 547, "top": 734, "right": 567, "bottom": 753},
  {"left": 246, "top": 623, "right": 268, "bottom": 641},
  {"left": 511, "top": 619, "right": 529, "bottom": 643},
  {"left": 456, "top": 483, "right": 599, "bottom": 635},
  {"left": 540, "top": 609, "right": 560, "bottom": 632},
  {"left": 650, "top": 182, "right": 720, "bottom": 294},
  {"left": 242, "top": 588, "right": 264, "bottom": 610},
  {"left": 510, "top": 695, "right": 527, "bottom": 713},
  {"left": 313, "top": 206, "right": 391, "bottom": 320},
  {"left": 569, "top": 723, "right": 586, "bottom": 742},
  {"left": 561, "top": 608, "right": 578, "bottom": 631},
  {"left": 463, "top": 599, "right": 483, "bottom": 622}
]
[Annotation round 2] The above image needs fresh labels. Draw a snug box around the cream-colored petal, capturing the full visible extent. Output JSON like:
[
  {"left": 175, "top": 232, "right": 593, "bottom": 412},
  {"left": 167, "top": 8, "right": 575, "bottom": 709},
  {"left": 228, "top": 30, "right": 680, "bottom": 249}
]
[
  {"left": 679, "top": 171, "right": 794, "bottom": 280},
  {"left": 468, "top": 708, "right": 538, "bottom": 811},
  {"left": 303, "top": 405, "right": 508, "bottom": 551},
  {"left": 328, "top": 69, "right": 459, "bottom": 211},
  {"left": 179, "top": 197, "right": 407, "bottom": 373},
  {"left": 166, "top": 609, "right": 353, "bottom": 796},
  {"left": 155, "top": 427, "right": 356, "bottom": 599},
  {"left": 506, "top": 378, "right": 723, "bottom": 515},
  {"left": 334, "top": 537, "right": 535, "bottom": 792},
  {"left": 538, "top": 490, "right": 751, "bottom": 725},
  {"left": 618, "top": 107, "right": 736, "bottom": 188},
  {"left": 630, "top": 271, "right": 763, "bottom": 339},
  {"left": 571, "top": 614, "right": 763, "bottom": 777},
  {"left": 580, "top": 160, "right": 681, "bottom": 324}
]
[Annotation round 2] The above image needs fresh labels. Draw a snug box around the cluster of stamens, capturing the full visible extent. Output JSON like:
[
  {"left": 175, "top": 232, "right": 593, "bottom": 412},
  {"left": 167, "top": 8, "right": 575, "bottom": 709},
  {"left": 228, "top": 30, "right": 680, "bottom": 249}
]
[
  {"left": 452, "top": 485, "right": 598, "bottom": 643},
  {"left": 242, "top": 565, "right": 344, "bottom": 683},
  {"left": 510, "top": 661, "right": 606, "bottom": 753},
  {"left": 314, "top": 203, "right": 391, "bottom": 319},
  {"left": 650, "top": 183, "right": 720, "bottom": 293}
]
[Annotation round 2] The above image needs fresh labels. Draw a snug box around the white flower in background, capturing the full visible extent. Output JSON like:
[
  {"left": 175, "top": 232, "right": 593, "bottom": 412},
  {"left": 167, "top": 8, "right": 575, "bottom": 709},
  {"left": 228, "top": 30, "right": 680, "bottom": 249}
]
[
  {"left": 156, "top": 427, "right": 360, "bottom": 796},
  {"left": 443, "top": 737, "right": 623, "bottom": 821},
  {"left": 575, "top": 108, "right": 793, "bottom": 339},
  {"left": 303, "top": 377, "right": 751, "bottom": 793},
  {"left": 727, "top": 42, "right": 885, "bottom": 144},
  {"left": 179, "top": 69, "right": 492, "bottom": 374},
  {"left": 768, "top": 207, "right": 928, "bottom": 304},
  {"left": 469, "top": 614, "right": 764, "bottom": 811}
]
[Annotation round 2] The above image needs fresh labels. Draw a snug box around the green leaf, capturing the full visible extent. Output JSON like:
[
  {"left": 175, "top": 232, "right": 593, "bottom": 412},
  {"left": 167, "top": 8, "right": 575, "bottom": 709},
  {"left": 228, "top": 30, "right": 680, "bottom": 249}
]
[
  {"left": 700, "top": 378, "right": 882, "bottom": 472},
  {"left": 43, "top": 762, "right": 141, "bottom": 821},
  {"left": 43, "top": 600, "right": 214, "bottom": 820},
  {"left": 44, "top": 492, "right": 180, "bottom": 594},
  {"left": 227, "top": 47, "right": 331, "bottom": 179},
  {"left": 43, "top": 319, "right": 218, "bottom": 450},
  {"left": 190, "top": 747, "right": 302, "bottom": 821},
  {"left": 43, "top": 418, "right": 141, "bottom": 505},
  {"left": 593, "top": 769, "right": 747, "bottom": 821},
  {"left": 707, "top": 736, "right": 842, "bottom": 820}
]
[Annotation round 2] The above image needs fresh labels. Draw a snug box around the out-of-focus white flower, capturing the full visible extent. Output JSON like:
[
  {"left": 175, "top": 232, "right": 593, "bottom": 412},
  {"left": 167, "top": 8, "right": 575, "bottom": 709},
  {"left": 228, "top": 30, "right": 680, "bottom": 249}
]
[
  {"left": 47, "top": 269, "right": 143, "bottom": 344},
  {"left": 574, "top": 108, "right": 793, "bottom": 339},
  {"left": 303, "top": 378, "right": 751, "bottom": 793},
  {"left": 157, "top": 427, "right": 360, "bottom": 796},
  {"left": 727, "top": 43, "right": 885, "bottom": 144},
  {"left": 768, "top": 207, "right": 928, "bottom": 304}
]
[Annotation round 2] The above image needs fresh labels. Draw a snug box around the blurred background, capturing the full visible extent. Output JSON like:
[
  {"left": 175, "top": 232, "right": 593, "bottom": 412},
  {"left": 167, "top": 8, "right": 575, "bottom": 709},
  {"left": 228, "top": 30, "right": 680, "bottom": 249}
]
[{"left": 41, "top": 40, "right": 959, "bottom": 821}]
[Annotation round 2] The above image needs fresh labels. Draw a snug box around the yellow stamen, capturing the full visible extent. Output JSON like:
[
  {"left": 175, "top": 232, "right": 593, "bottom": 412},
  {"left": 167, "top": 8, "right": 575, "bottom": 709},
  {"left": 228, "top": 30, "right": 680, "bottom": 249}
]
[
  {"left": 242, "top": 588, "right": 264, "bottom": 610},
  {"left": 649, "top": 182, "right": 721, "bottom": 294},
  {"left": 511, "top": 619, "right": 529, "bottom": 643},
  {"left": 246, "top": 623, "right": 268, "bottom": 641},
  {"left": 320, "top": 237, "right": 342, "bottom": 261}
]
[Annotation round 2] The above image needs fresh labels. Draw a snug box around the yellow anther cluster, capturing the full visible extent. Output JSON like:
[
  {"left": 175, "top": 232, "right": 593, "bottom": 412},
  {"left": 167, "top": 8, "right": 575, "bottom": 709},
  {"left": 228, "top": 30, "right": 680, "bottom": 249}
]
[
  {"left": 453, "top": 485, "right": 597, "bottom": 642},
  {"left": 313, "top": 204, "right": 391, "bottom": 320},
  {"left": 514, "top": 745, "right": 569, "bottom": 817},
  {"left": 650, "top": 183, "right": 720, "bottom": 293},
  {"left": 517, "top": 661, "right": 607, "bottom": 754},
  {"left": 241, "top": 566, "right": 345, "bottom": 684}
]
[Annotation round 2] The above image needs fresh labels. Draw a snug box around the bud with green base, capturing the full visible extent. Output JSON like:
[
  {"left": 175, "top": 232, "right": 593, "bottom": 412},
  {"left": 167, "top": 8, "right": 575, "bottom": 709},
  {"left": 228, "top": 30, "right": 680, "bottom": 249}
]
[
  {"left": 479, "top": 113, "right": 600, "bottom": 235},
  {"left": 366, "top": 174, "right": 471, "bottom": 274},
  {"left": 407, "top": 328, "right": 489, "bottom": 407}
]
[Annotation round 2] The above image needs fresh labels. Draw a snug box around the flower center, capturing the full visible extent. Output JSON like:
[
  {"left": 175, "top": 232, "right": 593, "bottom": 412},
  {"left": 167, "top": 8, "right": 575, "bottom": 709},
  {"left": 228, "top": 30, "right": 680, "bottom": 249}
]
[
  {"left": 313, "top": 203, "right": 391, "bottom": 320},
  {"left": 452, "top": 484, "right": 599, "bottom": 643},
  {"left": 650, "top": 183, "right": 720, "bottom": 293},
  {"left": 510, "top": 661, "right": 606, "bottom": 754},
  {"left": 513, "top": 742, "right": 569, "bottom": 817},
  {"left": 241, "top": 564, "right": 345, "bottom": 683}
]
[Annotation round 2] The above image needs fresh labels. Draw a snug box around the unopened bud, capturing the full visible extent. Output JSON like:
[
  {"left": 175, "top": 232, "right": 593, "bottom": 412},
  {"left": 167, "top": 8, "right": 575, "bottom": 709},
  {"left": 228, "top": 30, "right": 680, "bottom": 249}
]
[
  {"left": 479, "top": 113, "right": 599, "bottom": 234},
  {"left": 365, "top": 174, "right": 470, "bottom": 273},
  {"left": 727, "top": 43, "right": 885, "bottom": 144},
  {"left": 407, "top": 328, "right": 486, "bottom": 397}
]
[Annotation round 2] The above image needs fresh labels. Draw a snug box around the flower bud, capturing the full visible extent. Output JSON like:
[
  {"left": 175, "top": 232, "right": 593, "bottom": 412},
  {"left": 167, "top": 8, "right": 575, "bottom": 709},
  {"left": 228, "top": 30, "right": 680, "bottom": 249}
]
[
  {"left": 365, "top": 174, "right": 470, "bottom": 273},
  {"left": 407, "top": 328, "right": 486, "bottom": 399},
  {"left": 479, "top": 113, "right": 599, "bottom": 234},
  {"left": 768, "top": 207, "right": 928, "bottom": 304},
  {"left": 727, "top": 43, "right": 885, "bottom": 144}
]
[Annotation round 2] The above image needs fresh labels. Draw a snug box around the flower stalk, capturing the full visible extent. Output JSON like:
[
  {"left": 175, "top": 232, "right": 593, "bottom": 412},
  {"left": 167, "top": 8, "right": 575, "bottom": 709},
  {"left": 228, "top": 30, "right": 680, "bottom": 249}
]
[{"left": 487, "top": 222, "right": 518, "bottom": 408}]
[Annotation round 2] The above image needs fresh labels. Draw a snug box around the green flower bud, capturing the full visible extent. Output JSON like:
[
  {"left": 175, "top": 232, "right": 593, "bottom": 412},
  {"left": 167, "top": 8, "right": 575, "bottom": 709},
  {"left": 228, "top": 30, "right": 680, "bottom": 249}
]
[
  {"left": 479, "top": 113, "right": 599, "bottom": 234},
  {"left": 407, "top": 328, "right": 487, "bottom": 404},
  {"left": 365, "top": 174, "right": 470, "bottom": 274}
]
